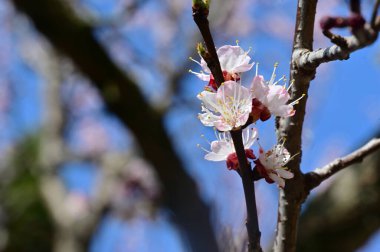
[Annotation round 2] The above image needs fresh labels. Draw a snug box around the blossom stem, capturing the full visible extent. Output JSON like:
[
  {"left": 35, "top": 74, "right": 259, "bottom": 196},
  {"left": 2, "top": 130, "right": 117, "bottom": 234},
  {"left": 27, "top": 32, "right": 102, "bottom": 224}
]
[
  {"left": 192, "top": 5, "right": 224, "bottom": 87},
  {"left": 230, "top": 129, "right": 262, "bottom": 252}
]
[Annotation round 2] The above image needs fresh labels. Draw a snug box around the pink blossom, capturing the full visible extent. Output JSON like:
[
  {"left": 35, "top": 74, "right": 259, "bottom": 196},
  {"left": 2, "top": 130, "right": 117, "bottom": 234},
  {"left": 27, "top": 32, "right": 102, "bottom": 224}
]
[
  {"left": 190, "top": 45, "right": 254, "bottom": 90},
  {"left": 197, "top": 81, "right": 252, "bottom": 131},
  {"left": 250, "top": 63, "right": 304, "bottom": 121},
  {"left": 202, "top": 127, "right": 258, "bottom": 170},
  {"left": 254, "top": 144, "right": 294, "bottom": 188}
]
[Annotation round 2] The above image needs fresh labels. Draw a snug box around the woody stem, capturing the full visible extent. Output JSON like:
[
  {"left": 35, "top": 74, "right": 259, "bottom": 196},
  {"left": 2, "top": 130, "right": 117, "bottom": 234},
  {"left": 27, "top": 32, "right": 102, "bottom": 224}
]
[{"left": 230, "top": 129, "right": 262, "bottom": 252}]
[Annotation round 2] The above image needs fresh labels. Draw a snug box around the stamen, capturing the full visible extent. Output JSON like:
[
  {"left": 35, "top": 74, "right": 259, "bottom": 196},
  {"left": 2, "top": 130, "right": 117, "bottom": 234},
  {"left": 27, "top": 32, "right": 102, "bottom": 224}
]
[
  {"left": 197, "top": 144, "right": 211, "bottom": 153},
  {"left": 269, "top": 62, "right": 279, "bottom": 85},
  {"left": 189, "top": 69, "right": 199, "bottom": 75},
  {"left": 287, "top": 79, "right": 295, "bottom": 91},
  {"left": 244, "top": 47, "right": 252, "bottom": 57},
  {"left": 255, "top": 62, "right": 259, "bottom": 76},
  {"left": 287, "top": 152, "right": 300, "bottom": 163},
  {"left": 289, "top": 94, "right": 305, "bottom": 106},
  {"left": 256, "top": 139, "right": 264, "bottom": 154},
  {"left": 236, "top": 39, "right": 239, "bottom": 46},
  {"left": 214, "top": 128, "right": 220, "bottom": 141},
  {"left": 280, "top": 138, "right": 286, "bottom": 147},
  {"left": 189, "top": 57, "right": 202, "bottom": 66},
  {"left": 273, "top": 75, "right": 286, "bottom": 85},
  {"left": 201, "top": 134, "right": 211, "bottom": 145}
]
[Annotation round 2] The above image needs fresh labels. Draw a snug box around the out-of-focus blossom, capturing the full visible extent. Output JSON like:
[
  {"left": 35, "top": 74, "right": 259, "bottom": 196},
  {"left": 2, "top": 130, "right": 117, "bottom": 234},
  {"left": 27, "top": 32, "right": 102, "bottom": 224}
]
[
  {"left": 250, "top": 63, "right": 304, "bottom": 122},
  {"left": 73, "top": 117, "right": 109, "bottom": 157},
  {"left": 64, "top": 191, "right": 89, "bottom": 219},
  {"left": 202, "top": 127, "right": 257, "bottom": 170},
  {"left": 112, "top": 158, "right": 161, "bottom": 219},
  {"left": 197, "top": 81, "right": 252, "bottom": 131},
  {"left": 254, "top": 144, "right": 294, "bottom": 188},
  {"left": 190, "top": 45, "right": 254, "bottom": 91}
]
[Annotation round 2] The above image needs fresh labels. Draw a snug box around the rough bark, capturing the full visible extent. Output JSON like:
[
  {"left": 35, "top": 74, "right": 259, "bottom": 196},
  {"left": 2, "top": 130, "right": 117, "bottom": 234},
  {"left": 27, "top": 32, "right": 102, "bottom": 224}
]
[
  {"left": 273, "top": 1, "right": 318, "bottom": 251},
  {"left": 274, "top": 0, "right": 380, "bottom": 250}
]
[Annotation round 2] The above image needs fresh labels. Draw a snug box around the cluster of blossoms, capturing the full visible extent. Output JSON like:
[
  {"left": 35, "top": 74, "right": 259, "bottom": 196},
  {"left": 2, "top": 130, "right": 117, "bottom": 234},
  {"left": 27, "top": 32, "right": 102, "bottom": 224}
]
[{"left": 193, "top": 45, "right": 302, "bottom": 188}]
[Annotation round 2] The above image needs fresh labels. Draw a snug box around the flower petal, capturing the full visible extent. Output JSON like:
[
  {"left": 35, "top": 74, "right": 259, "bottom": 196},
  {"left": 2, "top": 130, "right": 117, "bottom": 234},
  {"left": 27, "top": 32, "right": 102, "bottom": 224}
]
[
  {"left": 198, "top": 109, "right": 220, "bottom": 127},
  {"left": 251, "top": 75, "right": 269, "bottom": 101},
  {"left": 268, "top": 173, "right": 285, "bottom": 188},
  {"left": 214, "top": 120, "right": 233, "bottom": 131},
  {"left": 217, "top": 45, "right": 254, "bottom": 74},
  {"left": 244, "top": 128, "right": 258, "bottom": 148},
  {"left": 270, "top": 104, "right": 294, "bottom": 117},
  {"left": 276, "top": 169, "right": 294, "bottom": 179},
  {"left": 198, "top": 91, "right": 218, "bottom": 112}
]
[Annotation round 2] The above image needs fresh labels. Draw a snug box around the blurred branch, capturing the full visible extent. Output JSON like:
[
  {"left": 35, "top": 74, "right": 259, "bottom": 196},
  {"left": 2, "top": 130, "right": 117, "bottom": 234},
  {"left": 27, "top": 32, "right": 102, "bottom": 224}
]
[
  {"left": 298, "top": 134, "right": 380, "bottom": 251},
  {"left": 305, "top": 138, "right": 380, "bottom": 190},
  {"left": 35, "top": 45, "right": 118, "bottom": 252},
  {"left": 10, "top": 0, "right": 219, "bottom": 250},
  {"left": 1, "top": 136, "right": 54, "bottom": 252}
]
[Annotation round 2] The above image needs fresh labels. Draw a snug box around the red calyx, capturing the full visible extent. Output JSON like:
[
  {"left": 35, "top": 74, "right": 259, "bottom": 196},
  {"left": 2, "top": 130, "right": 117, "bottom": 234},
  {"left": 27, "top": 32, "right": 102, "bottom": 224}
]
[
  {"left": 206, "top": 71, "right": 241, "bottom": 92},
  {"left": 253, "top": 160, "right": 274, "bottom": 184},
  {"left": 226, "top": 149, "right": 256, "bottom": 171},
  {"left": 251, "top": 98, "right": 271, "bottom": 122}
]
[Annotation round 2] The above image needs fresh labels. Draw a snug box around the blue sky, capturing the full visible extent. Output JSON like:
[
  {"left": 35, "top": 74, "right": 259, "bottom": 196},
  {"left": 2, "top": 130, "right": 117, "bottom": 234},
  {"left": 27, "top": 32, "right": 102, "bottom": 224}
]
[{"left": 1, "top": 0, "right": 380, "bottom": 251}]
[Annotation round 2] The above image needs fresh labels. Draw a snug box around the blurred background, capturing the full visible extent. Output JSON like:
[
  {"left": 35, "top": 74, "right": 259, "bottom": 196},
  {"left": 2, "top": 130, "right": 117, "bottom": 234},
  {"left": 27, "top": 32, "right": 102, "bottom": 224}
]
[{"left": 0, "top": 0, "right": 380, "bottom": 251}]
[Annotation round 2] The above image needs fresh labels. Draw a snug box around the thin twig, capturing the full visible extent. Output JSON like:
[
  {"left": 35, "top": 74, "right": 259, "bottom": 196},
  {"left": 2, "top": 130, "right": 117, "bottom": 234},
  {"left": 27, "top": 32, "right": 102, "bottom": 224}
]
[
  {"left": 192, "top": 4, "right": 224, "bottom": 87},
  {"left": 350, "top": 0, "right": 361, "bottom": 14},
  {"left": 305, "top": 138, "right": 380, "bottom": 190},
  {"left": 230, "top": 130, "right": 262, "bottom": 252},
  {"left": 297, "top": 0, "right": 379, "bottom": 71},
  {"left": 371, "top": 0, "right": 380, "bottom": 28},
  {"left": 294, "top": 25, "right": 378, "bottom": 70},
  {"left": 191, "top": 3, "right": 262, "bottom": 251}
]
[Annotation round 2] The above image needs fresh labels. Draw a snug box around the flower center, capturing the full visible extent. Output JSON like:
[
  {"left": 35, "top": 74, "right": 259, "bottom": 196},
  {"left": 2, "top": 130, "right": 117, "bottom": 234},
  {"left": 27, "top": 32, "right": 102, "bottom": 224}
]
[
  {"left": 251, "top": 98, "right": 271, "bottom": 122},
  {"left": 226, "top": 149, "right": 256, "bottom": 170},
  {"left": 207, "top": 71, "right": 241, "bottom": 91}
]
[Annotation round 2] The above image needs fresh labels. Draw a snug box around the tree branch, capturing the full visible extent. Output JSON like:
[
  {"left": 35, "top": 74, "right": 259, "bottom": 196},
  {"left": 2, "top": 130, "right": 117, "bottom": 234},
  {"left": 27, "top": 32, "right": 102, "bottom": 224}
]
[
  {"left": 192, "top": 2, "right": 262, "bottom": 250},
  {"left": 304, "top": 138, "right": 380, "bottom": 191},
  {"left": 350, "top": 0, "right": 361, "bottom": 14},
  {"left": 294, "top": 25, "right": 378, "bottom": 70},
  {"left": 371, "top": 0, "right": 380, "bottom": 28},
  {"left": 274, "top": 1, "right": 318, "bottom": 251},
  {"left": 274, "top": 1, "right": 380, "bottom": 251},
  {"left": 230, "top": 130, "right": 262, "bottom": 252},
  {"left": 32, "top": 44, "right": 121, "bottom": 252},
  {"left": 192, "top": 2, "right": 224, "bottom": 87},
  {"left": 295, "top": 0, "right": 380, "bottom": 71},
  {"left": 298, "top": 136, "right": 380, "bottom": 251},
  {"left": 10, "top": 0, "right": 219, "bottom": 251}
]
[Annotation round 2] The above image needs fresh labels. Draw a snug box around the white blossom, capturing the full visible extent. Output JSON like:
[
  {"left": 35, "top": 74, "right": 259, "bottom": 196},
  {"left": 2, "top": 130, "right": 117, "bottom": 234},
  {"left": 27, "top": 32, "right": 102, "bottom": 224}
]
[
  {"left": 190, "top": 45, "right": 254, "bottom": 82},
  {"left": 256, "top": 144, "right": 294, "bottom": 188},
  {"left": 197, "top": 81, "right": 252, "bottom": 131},
  {"left": 201, "top": 127, "right": 257, "bottom": 170},
  {"left": 251, "top": 63, "right": 304, "bottom": 118}
]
